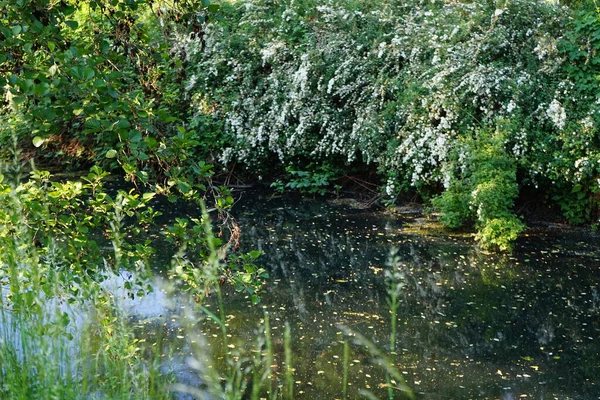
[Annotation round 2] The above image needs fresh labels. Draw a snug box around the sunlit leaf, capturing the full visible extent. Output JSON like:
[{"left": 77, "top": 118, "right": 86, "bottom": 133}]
[
  {"left": 106, "top": 149, "right": 118, "bottom": 158},
  {"left": 32, "top": 136, "right": 45, "bottom": 148}
]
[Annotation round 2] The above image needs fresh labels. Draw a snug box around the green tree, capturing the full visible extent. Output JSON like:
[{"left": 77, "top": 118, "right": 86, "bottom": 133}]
[{"left": 1, "top": 0, "right": 217, "bottom": 189}]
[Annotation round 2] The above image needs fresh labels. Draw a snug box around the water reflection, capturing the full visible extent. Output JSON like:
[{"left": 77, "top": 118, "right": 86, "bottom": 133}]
[
  {"left": 5, "top": 191, "right": 597, "bottom": 399},
  {"left": 218, "top": 191, "right": 600, "bottom": 399}
]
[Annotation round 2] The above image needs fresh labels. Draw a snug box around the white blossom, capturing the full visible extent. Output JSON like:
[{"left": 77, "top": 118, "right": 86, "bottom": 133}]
[
  {"left": 385, "top": 178, "right": 396, "bottom": 196},
  {"left": 546, "top": 99, "right": 566, "bottom": 130}
]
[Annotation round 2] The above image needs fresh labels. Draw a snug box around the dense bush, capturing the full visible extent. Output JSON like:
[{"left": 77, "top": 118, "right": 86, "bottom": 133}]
[
  {"left": 185, "top": 0, "right": 600, "bottom": 249},
  {"left": 0, "top": 0, "right": 217, "bottom": 192},
  {"left": 433, "top": 126, "right": 524, "bottom": 251},
  {"left": 2, "top": 0, "right": 600, "bottom": 250}
]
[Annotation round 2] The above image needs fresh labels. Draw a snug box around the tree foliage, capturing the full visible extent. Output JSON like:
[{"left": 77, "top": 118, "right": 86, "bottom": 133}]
[
  {"left": 1, "top": 0, "right": 215, "bottom": 191},
  {"left": 2, "top": 0, "right": 600, "bottom": 250}
]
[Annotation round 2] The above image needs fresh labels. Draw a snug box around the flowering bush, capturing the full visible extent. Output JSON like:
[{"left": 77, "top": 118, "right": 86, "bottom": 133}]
[
  {"left": 5, "top": 0, "right": 595, "bottom": 250},
  {"left": 183, "top": 0, "right": 600, "bottom": 249},
  {"left": 0, "top": 0, "right": 600, "bottom": 248}
]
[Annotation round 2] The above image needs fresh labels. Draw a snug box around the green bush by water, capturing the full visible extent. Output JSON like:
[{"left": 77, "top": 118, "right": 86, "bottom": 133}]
[{"left": 184, "top": 0, "right": 600, "bottom": 249}]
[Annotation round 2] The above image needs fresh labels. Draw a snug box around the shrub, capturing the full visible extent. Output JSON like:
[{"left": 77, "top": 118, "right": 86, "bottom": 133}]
[
  {"left": 187, "top": 0, "right": 586, "bottom": 248},
  {"left": 433, "top": 127, "right": 525, "bottom": 250},
  {"left": 0, "top": 0, "right": 219, "bottom": 186}
]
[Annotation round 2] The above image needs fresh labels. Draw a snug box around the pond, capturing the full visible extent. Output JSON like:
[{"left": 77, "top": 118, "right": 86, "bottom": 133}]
[
  {"left": 9, "top": 188, "right": 599, "bottom": 399},
  {"left": 127, "top": 190, "right": 599, "bottom": 399},
  {"left": 203, "top": 191, "right": 600, "bottom": 399}
]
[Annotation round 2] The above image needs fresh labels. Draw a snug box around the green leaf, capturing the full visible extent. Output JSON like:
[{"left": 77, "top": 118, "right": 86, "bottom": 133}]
[
  {"left": 142, "top": 192, "right": 155, "bottom": 201},
  {"left": 11, "top": 96, "right": 26, "bottom": 104},
  {"left": 70, "top": 66, "right": 82, "bottom": 79},
  {"left": 83, "top": 66, "right": 95, "bottom": 80},
  {"left": 144, "top": 136, "right": 158, "bottom": 149},
  {"left": 122, "top": 163, "right": 136, "bottom": 174},
  {"left": 208, "top": 4, "right": 220, "bottom": 12},
  {"left": 61, "top": 312, "right": 70, "bottom": 327},
  {"left": 115, "top": 118, "right": 131, "bottom": 129},
  {"left": 64, "top": 20, "right": 78, "bottom": 30},
  {"left": 249, "top": 250, "right": 262, "bottom": 259},
  {"left": 33, "top": 83, "right": 50, "bottom": 96},
  {"left": 93, "top": 79, "right": 106, "bottom": 88},
  {"left": 85, "top": 118, "right": 102, "bottom": 131},
  {"left": 107, "top": 87, "right": 119, "bottom": 98},
  {"left": 106, "top": 149, "right": 118, "bottom": 158},
  {"left": 11, "top": 25, "right": 21, "bottom": 36},
  {"left": 177, "top": 180, "right": 192, "bottom": 194},
  {"left": 39, "top": 108, "right": 57, "bottom": 121},
  {"left": 32, "top": 136, "right": 45, "bottom": 148},
  {"left": 128, "top": 130, "right": 142, "bottom": 142},
  {"left": 73, "top": 108, "right": 84, "bottom": 116},
  {"left": 62, "top": 5, "right": 76, "bottom": 15}
]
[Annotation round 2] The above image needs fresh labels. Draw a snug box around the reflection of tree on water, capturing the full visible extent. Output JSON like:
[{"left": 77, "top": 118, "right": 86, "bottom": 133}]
[
  {"left": 394, "top": 244, "right": 600, "bottom": 398},
  {"left": 232, "top": 194, "right": 600, "bottom": 398},
  {"left": 239, "top": 200, "right": 388, "bottom": 324}
]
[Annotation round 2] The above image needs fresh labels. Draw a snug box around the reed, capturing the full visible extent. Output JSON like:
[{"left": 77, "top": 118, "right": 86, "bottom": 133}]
[
  {"left": 0, "top": 159, "right": 171, "bottom": 399},
  {"left": 342, "top": 339, "right": 350, "bottom": 400},
  {"left": 284, "top": 322, "right": 294, "bottom": 400}
]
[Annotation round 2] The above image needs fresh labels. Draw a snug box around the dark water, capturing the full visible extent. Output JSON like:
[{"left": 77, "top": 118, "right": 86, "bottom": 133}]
[
  {"left": 191, "top": 191, "right": 600, "bottom": 400},
  {"left": 90, "top": 190, "right": 600, "bottom": 399}
]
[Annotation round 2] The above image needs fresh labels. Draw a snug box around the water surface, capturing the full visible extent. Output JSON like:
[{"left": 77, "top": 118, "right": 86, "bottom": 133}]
[
  {"left": 17, "top": 190, "right": 597, "bottom": 399},
  {"left": 198, "top": 191, "right": 600, "bottom": 399}
]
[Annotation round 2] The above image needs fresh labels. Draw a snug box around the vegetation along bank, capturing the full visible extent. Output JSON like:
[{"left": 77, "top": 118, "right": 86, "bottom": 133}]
[{"left": 2, "top": 0, "right": 600, "bottom": 252}]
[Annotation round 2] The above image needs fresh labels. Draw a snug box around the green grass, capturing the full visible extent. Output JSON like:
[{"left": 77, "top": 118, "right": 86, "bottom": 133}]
[{"left": 0, "top": 236, "right": 173, "bottom": 400}]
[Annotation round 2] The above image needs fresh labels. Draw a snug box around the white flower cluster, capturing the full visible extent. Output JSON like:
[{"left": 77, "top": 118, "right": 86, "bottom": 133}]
[
  {"left": 574, "top": 157, "right": 590, "bottom": 181},
  {"left": 260, "top": 41, "right": 286, "bottom": 65},
  {"left": 580, "top": 116, "right": 594, "bottom": 132},
  {"left": 385, "top": 178, "right": 396, "bottom": 196},
  {"left": 511, "top": 130, "right": 528, "bottom": 158},
  {"left": 533, "top": 34, "right": 558, "bottom": 60},
  {"left": 546, "top": 99, "right": 567, "bottom": 130},
  {"left": 186, "top": 0, "right": 591, "bottom": 194}
]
